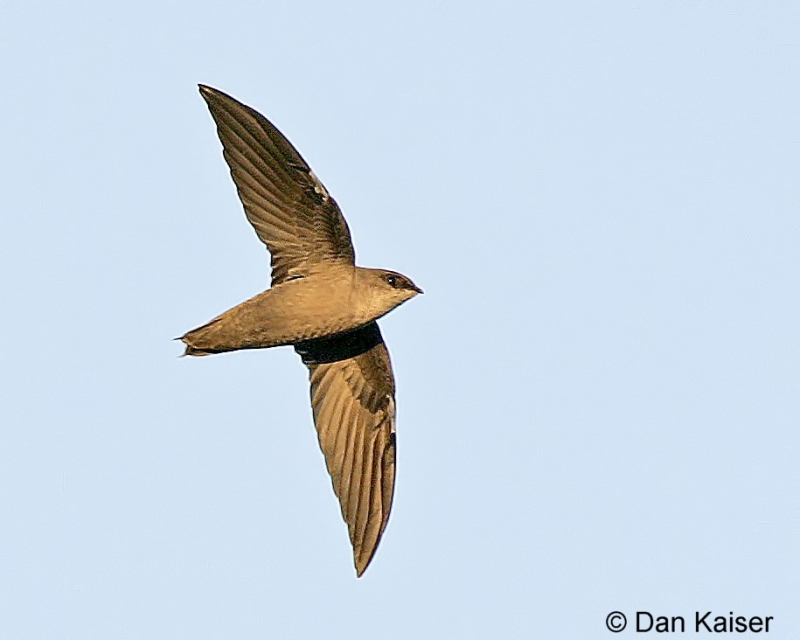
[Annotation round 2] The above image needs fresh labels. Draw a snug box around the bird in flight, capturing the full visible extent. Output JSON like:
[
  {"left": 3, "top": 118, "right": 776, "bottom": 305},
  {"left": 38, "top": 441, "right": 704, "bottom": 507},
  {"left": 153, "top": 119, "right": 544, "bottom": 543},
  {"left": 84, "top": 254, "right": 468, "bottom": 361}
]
[{"left": 180, "top": 85, "right": 422, "bottom": 576}]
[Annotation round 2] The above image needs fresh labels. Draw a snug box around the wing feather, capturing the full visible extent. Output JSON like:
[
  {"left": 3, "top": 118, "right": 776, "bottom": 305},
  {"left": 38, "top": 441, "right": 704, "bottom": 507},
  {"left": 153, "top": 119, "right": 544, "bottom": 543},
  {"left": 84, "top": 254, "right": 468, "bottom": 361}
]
[
  {"left": 199, "top": 85, "right": 356, "bottom": 285},
  {"left": 299, "top": 323, "right": 397, "bottom": 576}
]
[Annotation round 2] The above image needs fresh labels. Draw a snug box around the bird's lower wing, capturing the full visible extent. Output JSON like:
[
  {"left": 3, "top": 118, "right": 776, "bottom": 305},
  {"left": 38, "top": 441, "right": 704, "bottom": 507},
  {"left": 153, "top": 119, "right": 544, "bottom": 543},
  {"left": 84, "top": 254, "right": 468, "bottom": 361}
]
[{"left": 295, "top": 323, "right": 396, "bottom": 576}]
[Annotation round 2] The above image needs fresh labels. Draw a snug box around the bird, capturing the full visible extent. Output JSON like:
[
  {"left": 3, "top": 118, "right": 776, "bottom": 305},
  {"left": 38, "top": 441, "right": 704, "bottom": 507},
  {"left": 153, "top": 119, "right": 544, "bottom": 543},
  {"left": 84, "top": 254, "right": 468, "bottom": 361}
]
[{"left": 179, "top": 85, "right": 422, "bottom": 576}]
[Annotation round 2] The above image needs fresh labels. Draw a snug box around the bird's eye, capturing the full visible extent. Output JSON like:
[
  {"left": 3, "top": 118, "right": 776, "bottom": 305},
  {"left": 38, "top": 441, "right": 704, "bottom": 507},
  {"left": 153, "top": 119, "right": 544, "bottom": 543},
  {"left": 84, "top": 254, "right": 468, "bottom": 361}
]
[{"left": 386, "top": 275, "right": 397, "bottom": 287}]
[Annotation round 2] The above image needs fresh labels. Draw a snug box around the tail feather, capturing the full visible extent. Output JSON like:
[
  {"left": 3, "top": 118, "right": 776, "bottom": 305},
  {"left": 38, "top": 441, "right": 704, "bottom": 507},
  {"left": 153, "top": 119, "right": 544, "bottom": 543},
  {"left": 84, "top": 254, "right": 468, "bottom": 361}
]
[
  {"left": 182, "top": 343, "right": 217, "bottom": 357},
  {"left": 178, "top": 316, "right": 227, "bottom": 357}
]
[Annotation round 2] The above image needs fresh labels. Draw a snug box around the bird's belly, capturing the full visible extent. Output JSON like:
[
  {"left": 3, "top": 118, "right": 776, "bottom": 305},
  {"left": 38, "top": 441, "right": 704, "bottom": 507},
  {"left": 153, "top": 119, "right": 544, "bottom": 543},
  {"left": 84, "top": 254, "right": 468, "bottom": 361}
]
[{"left": 250, "top": 285, "right": 363, "bottom": 345}]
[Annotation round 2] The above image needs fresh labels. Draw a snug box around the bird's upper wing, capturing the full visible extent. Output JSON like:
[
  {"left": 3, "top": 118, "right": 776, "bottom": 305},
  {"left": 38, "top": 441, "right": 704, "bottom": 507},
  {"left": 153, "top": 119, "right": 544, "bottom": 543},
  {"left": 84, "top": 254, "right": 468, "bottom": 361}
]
[
  {"left": 199, "top": 85, "right": 355, "bottom": 285},
  {"left": 294, "top": 322, "right": 397, "bottom": 577}
]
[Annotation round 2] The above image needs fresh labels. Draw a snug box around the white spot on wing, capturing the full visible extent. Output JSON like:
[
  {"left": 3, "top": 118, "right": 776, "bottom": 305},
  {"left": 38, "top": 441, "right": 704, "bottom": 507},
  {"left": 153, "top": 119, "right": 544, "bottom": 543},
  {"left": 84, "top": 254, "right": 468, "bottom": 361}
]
[
  {"left": 309, "top": 170, "right": 329, "bottom": 201},
  {"left": 387, "top": 397, "right": 396, "bottom": 433}
]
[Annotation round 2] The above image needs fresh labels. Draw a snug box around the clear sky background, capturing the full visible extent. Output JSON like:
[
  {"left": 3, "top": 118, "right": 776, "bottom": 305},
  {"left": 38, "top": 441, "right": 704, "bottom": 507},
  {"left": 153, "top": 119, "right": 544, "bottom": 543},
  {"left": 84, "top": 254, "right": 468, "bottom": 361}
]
[{"left": 2, "top": 2, "right": 799, "bottom": 638}]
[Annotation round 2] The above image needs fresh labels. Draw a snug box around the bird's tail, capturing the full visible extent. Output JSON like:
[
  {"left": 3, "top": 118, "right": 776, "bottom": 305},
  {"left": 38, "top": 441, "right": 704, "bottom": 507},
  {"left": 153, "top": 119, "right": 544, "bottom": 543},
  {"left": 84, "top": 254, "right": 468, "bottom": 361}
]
[{"left": 177, "top": 317, "right": 227, "bottom": 356}]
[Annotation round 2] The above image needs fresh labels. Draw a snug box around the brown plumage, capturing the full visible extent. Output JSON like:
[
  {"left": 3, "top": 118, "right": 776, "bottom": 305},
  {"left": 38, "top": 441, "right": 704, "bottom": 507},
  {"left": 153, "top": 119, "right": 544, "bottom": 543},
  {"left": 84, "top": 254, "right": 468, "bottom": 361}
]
[{"left": 180, "top": 85, "right": 421, "bottom": 576}]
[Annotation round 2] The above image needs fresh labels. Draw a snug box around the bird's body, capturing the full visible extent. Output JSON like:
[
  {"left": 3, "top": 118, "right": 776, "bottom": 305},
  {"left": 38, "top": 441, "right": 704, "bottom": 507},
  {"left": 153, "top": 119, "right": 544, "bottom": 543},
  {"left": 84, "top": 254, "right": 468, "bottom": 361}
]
[
  {"left": 183, "top": 266, "right": 417, "bottom": 355},
  {"left": 179, "top": 85, "right": 420, "bottom": 576}
]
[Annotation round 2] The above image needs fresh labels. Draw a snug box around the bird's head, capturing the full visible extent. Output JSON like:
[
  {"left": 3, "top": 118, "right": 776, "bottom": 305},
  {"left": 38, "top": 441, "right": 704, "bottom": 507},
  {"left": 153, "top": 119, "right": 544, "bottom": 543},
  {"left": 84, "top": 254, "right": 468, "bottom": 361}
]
[{"left": 358, "top": 268, "right": 423, "bottom": 318}]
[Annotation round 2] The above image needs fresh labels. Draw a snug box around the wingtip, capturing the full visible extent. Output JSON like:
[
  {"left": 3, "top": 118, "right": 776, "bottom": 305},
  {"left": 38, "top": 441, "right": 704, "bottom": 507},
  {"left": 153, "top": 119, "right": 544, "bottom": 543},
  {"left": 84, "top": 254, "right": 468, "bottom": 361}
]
[
  {"left": 354, "top": 549, "right": 376, "bottom": 578},
  {"left": 198, "top": 84, "right": 216, "bottom": 100}
]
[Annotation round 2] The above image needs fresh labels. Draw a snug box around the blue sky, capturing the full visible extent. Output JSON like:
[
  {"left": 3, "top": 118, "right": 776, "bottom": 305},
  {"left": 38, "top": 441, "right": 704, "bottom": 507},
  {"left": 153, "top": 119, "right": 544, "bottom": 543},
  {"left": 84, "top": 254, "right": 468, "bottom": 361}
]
[{"left": 1, "top": 2, "right": 799, "bottom": 638}]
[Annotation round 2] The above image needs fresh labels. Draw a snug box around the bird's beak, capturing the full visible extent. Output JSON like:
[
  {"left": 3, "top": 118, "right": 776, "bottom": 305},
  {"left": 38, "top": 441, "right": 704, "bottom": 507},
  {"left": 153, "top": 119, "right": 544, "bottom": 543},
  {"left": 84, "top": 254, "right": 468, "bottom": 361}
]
[{"left": 412, "top": 285, "right": 424, "bottom": 295}]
